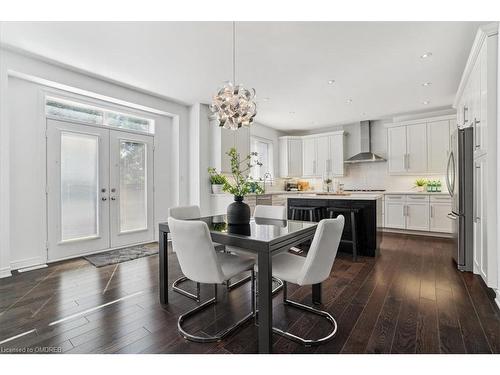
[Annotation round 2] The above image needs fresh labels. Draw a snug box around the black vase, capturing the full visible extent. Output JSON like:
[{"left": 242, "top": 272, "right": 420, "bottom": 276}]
[{"left": 227, "top": 196, "right": 250, "bottom": 225}]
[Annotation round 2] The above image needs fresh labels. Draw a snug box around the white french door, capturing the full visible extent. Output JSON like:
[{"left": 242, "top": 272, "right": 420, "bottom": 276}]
[
  {"left": 47, "top": 119, "right": 154, "bottom": 261},
  {"left": 109, "top": 130, "right": 154, "bottom": 247}
]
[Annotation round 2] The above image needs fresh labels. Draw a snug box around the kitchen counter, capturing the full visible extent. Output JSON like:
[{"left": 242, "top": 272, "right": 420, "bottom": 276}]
[
  {"left": 285, "top": 193, "right": 383, "bottom": 200},
  {"left": 286, "top": 196, "right": 382, "bottom": 257}
]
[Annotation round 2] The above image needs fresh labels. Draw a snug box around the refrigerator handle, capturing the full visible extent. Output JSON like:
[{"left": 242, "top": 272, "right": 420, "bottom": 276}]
[
  {"left": 445, "top": 151, "right": 454, "bottom": 197},
  {"left": 447, "top": 213, "right": 457, "bottom": 220}
]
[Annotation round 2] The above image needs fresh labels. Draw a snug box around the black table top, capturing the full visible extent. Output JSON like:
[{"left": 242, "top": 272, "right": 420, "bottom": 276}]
[{"left": 159, "top": 215, "right": 317, "bottom": 253}]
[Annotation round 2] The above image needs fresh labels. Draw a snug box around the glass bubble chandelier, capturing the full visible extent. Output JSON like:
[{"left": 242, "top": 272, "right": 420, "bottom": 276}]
[{"left": 210, "top": 22, "right": 257, "bottom": 130}]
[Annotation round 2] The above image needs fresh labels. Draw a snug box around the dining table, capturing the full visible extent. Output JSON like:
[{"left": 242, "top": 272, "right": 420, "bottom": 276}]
[{"left": 158, "top": 215, "right": 319, "bottom": 354}]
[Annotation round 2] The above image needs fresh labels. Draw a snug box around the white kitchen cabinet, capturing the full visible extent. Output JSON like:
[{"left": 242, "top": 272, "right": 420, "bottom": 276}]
[
  {"left": 405, "top": 195, "right": 430, "bottom": 231},
  {"left": 316, "top": 136, "right": 330, "bottom": 176},
  {"left": 473, "top": 156, "right": 487, "bottom": 280},
  {"left": 329, "top": 133, "right": 345, "bottom": 176},
  {"left": 384, "top": 195, "right": 406, "bottom": 229},
  {"left": 427, "top": 120, "right": 451, "bottom": 173},
  {"left": 279, "top": 136, "right": 302, "bottom": 177},
  {"left": 302, "top": 137, "right": 317, "bottom": 176},
  {"left": 388, "top": 115, "right": 455, "bottom": 175},
  {"left": 430, "top": 196, "right": 453, "bottom": 233},
  {"left": 406, "top": 123, "right": 427, "bottom": 174},
  {"left": 387, "top": 126, "right": 406, "bottom": 174}
]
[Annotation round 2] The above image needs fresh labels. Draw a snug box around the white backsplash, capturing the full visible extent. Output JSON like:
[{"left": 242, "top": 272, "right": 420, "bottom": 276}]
[{"left": 303, "top": 162, "right": 447, "bottom": 193}]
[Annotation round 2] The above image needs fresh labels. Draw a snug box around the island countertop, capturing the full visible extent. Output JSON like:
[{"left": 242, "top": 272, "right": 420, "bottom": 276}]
[{"left": 284, "top": 193, "right": 383, "bottom": 200}]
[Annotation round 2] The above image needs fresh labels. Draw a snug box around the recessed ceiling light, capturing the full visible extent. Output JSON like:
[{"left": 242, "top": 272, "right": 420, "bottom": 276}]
[
  {"left": 422, "top": 82, "right": 432, "bottom": 86},
  {"left": 422, "top": 100, "right": 430, "bottom": 105},
  {"left": 346, "top": 99, "right": 353, "bottom": 104},
  {"left": 262, "top": 97, "right": 270, "bottom": 102},
  {"left": 289, "top": 111, "right": 296, "bottom": 115},
  {"left": 420, "top": 52, "right": 433, "bottom": 59},
  {"left": 327, "top": 80, "right": 335, "bottom": 85}
]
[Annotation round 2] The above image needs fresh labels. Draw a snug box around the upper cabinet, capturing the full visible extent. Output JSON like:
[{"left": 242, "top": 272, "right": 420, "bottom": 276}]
[
  {"left": 279, "top": 136, "right": 302, "bottom": 177},
  {"left": 387, "top": 115, "right": 455, "bottom": 175},
  {"left": 301, "top": 131, "right": 345, "bottom": 177},
  {"left": 427, "top": 120, "right": 451, "bottom": 173},
  {"left": 280, "top": 131, "right": 345, "bottom": 178}
]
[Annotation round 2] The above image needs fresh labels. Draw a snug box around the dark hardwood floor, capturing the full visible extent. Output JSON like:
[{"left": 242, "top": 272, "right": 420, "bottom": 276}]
[{"left": 1, "top": 233, "right": 499, "bottom": 354}]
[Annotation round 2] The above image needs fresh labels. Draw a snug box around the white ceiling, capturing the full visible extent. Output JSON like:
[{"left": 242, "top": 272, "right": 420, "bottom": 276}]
[{"left": 0, "top": 21, "right": 484, "bottom": 131}]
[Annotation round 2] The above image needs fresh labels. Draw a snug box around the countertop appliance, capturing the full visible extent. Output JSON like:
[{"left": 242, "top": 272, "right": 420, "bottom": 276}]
[
  {"left": 446, "top": 127, "right": 473, "bottom": 272},
  {"left": 285, "top": 182, "right": 299, "bottom": 191}
]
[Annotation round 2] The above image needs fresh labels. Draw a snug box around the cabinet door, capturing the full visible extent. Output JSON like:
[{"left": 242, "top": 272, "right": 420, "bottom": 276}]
[
  {"left": 427, "top": 120, "right": 451, "bottom": 173},
  {"left": 330, "top": 134, "right": 344, "bottom": 176},
  {"left": 430, "top": 202, "right": 453, "bottom": 233},
  {"left": 406, "top": 202, "right": 430, "bottom": 231},
  {"left": 471, "top": 58, "right": 482, "bottom": 153},
  {"left": 316, "top": 136, "right": 329, "bottom": 175},
  {"left": 478, "top": 39, "right": 488, "bottom": 155},
  {"left": 302, "top": 138, "right": 317, "bottom": 176},
  {"left": 473, "top": 157, "right": 487, "bottom": 280},
  {"left": 388, "top": 126, "right": 406, "bottom": 174},
  {"left": 406, "top": 123, "right": 427, "bottom": 173},
  {"left": 278, "top": 138, "right": 289, "bottom": 177},
  {"left": 288, "top": 138, "right": 303, "bottom": 177},
  {"left": 384, "top": 196, "right": 406, "bottom": 229}
]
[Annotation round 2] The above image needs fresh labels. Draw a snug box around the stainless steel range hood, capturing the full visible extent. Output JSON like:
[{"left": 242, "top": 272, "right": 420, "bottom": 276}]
[{"left": 344, "top": 121, "right": 386, "bottom": 164}]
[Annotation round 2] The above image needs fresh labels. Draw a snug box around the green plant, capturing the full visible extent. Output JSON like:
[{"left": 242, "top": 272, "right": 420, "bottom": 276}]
[
  {"left": 207, "top": 167, "right": 227, "bottom": 185},
  {"left": 222, "top": 147, "right": 263, "bottom": 197},
  {"left": 414, "top": 178, "right": 427, "bottom": 187},
  {"left": 324, "top": 178, "right": 333, "bottom": 185}
]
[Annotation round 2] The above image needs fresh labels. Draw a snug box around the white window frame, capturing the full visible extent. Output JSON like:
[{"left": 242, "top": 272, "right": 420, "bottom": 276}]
[{"left": 250, "top": 136, "right": 274, "bottom": 180}]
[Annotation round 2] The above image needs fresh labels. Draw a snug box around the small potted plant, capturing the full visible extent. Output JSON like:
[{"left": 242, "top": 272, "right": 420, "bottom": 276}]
[
  {"left": 414, "top": 178, "right": 427, "bottom": 192},
  {"left": 222, "top": 147, "right": 262, "bottom": 225},
  {"left": 207, "top": 167, "right": 226, "bottom": 194}
]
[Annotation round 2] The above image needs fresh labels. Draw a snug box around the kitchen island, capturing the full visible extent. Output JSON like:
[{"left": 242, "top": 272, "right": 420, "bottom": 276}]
[{"left": 287, "top": 194, "right": 383, "bottom": 257}]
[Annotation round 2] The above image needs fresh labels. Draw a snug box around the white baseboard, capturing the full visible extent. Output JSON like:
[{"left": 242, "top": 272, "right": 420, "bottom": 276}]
[
  {"left": 10, "top": 256, "right": 46, "bottom": 271},
  {"left": 381, "top": 228, "right": 453, "bottom": 238},
  {"left": 0, "top": 266, "right": 12, "bottom": 278},
  {"left": 17, "top": 264, "right": 48, "bottom": 273}
]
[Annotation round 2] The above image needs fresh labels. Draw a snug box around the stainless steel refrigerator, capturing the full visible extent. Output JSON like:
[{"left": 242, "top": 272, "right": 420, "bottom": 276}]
[{"left": 446, "top": 127, "right": 473, "bottom": 272}]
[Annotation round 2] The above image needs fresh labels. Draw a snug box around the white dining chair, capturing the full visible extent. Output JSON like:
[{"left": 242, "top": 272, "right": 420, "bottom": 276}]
[
  {"left": 270, "top": 216, "right": 345, "bottom": 346},
  {"left": 226, "top": 205, "right": 286, "bottom": 293},
  {"left": 168, "top": 217, "right": 256, "bottom": 343},
  {"left": 168, "top": 205, "right": 225, "bottom": 302}
]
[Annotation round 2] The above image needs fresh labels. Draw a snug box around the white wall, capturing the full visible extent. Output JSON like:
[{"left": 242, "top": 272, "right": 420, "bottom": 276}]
[{"left": 0, "top": 48, "right": 190, "bottom": 276}]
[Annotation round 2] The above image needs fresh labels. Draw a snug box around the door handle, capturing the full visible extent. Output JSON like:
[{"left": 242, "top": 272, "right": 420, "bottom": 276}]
[
  {"left": 111, "top": 196, "right": 117, "bottom": 201},
  {"left": 101, "top": 197, "right": 107, "bottom": 201}
]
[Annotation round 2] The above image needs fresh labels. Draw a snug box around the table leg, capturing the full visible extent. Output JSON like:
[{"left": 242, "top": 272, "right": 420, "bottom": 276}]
[
  {"left": 312, "top": 283, "right": 322, "bottom": 305},
  {"left": 257, "top": 250, "right": 273, "bottom": 353},
  {"left": 159, "top": 230, "right": 169, "bottom": 305}
]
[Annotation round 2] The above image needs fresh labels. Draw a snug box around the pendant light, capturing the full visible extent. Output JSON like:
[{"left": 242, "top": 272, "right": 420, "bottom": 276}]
[{"left": 209, "top": 21, "right": 257, "bottom": 130}]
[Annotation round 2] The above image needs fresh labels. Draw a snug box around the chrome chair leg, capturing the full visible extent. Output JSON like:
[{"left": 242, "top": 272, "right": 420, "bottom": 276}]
[
  {"left": 178, "top": 271, "right": 256, "bottom": 343},
  {"left": 228, "top": 273, "right": 284, "bottom": 295},
  {"left": 172, "top": 276, "right": 201, "bottom": 302},
  {"left": 271, "top": 281, "right": 338, "bottom": 347}
]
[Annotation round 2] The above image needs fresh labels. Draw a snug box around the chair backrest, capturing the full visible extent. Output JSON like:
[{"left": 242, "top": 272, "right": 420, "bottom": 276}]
[
  {"left": 297, "top": 216, "right": 345, "bottom": 286},
  {"left": 168, "top": 205, "right": 201, "bottom": 220},
  {"left": 254, "top": 205, "right": 286, "bottom": 220},
  {"left": 168, "top": 217, "right": 225, "bottom": 284}
]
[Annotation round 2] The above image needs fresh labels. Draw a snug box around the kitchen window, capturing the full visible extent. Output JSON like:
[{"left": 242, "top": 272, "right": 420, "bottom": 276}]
[{"left": 250, "top": 136, "right": 273, "bottom": 180}]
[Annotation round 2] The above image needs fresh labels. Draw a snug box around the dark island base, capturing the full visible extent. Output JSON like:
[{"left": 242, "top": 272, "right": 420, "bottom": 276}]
[{"left": 287, "top": 198, "right": 381, "bottom": 257}]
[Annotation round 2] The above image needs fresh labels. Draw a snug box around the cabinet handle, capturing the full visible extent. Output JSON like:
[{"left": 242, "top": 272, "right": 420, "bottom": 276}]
[
  {"left": 474, "top": 164, "right": 480, "bottom": 222},
  {"left": 430, "top": 206, "right": 434, "bottom": 218},
  {"left": 406, "top": 153, "right": 410, "bottom": 170},
  {"left": 473, "top": 118, "right": 481, "bottom": 149}
]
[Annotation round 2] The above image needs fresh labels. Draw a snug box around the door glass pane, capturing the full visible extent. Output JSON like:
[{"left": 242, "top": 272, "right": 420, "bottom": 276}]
[
  {"left": 119, "top": 141, "right": 147, "bottom": 232},
  {"left": 61, "top": 132, "right": 99, "bottom": 241}
]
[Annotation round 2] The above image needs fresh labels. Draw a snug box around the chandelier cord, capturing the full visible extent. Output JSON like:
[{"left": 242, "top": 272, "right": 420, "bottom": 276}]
[{"left": 232, "top": 21, "right": 236, "bottom": 84}]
